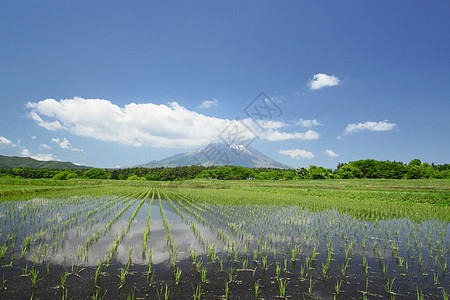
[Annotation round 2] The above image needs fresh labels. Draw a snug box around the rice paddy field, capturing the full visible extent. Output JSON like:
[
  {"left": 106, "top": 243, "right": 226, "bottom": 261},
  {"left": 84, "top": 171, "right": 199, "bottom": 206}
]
[{"left": 0, "top": 178, "right": 448, "bottom": 299}]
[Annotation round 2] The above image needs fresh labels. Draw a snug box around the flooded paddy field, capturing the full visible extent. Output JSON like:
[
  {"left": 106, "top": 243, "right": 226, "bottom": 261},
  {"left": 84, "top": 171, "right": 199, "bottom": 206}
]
[{"left": 0, "top": 180, "right": 449, "bottom": 299}]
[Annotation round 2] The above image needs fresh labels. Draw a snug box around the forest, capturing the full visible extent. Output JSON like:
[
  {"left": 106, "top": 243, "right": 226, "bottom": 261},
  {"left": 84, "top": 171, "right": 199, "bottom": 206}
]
[{"left": 0, "top": 159, "right": 448, "bottom": 181}]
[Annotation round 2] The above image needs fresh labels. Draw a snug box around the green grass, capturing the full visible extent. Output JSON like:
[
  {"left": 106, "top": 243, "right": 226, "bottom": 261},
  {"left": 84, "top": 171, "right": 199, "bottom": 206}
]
[
  {"left": 0, "top": 177, "right": 149, "bottom": 200},
  {"left": 1, "top": 177, "right": 448, "bottom": 221},
  {"left": 163, "top": 179, "right": 450, "bottom": 222}
]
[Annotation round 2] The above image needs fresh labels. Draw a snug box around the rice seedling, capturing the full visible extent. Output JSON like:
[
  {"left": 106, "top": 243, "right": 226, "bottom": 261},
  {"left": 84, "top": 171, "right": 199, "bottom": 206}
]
[
  {"left": 0, "top": 245, "right": 7, "bottom": 260},
  {"left": 384, "top": 277, "right": 396, "bottom": 296},
  {"left": 300, "top": 263, "right": 306, "bottom": 280},
  {"left": 253, "top": 249, "right": 258, "bottom": 262},
  {"left": 30, "top": 267, "right": 39, "bottom": 288},
  {"left": 193, "top": 284, "right": 203, "bottom": 300},
  {"left": 118, "top": 268, "right": 128, "bottom": 289},
  {"left": 218, "top": 257, "right": 224, "bottom": 272},
  {"left": 228, "top": 267, "right": 234, "bottom": 283},
  {"left": 278, "top": 279, "right": 287, "bottom": 298},
  {"left": 309, "top": 276, "right": 315, "bottom": 297},
  {"left": 262, "top": 255, "right": 267, "bottom": 269},
  {"left": 242, "top": 258, "right": 248, "bottom": 269},
  {"left": 164, "top": 284, "right": 169, "bottom": 300},
  {"left": 201, "top": 267, "right": 207, "bottom": 283},
  {"left": 322, "top": 261, "right": 330, "bottom": 279},
  {"left": 175, "top": 267, "right": 182, "bottom": 285},
  {"left": 94, "top": 261, "right": 101, "bottom": 287},
  {"left": 60, "top": 271, "right": 68, "bottom": 291},
  {"left": 434, "top": 273, "right": 439, "bottom": 287},
  {"left": 276, "top": 264, "right": 281, "bottom": 281},
  {"left": 291, "top": 247, "right": 297, "bottom": 263},
  {"left": 0, "top": 274, "right": 6, "bottom": 291},
  {"left": 335, "top": 280, "right": 343, "bottom": 297},
  {"left": 62, "top": 288, "right": 68, "bottom": 300},
  {"left": 341, "top": 260, "right": 348, "bottom": 278},
  {"left": 224, "top": 281, "right": 229, "bottom": 300},
  {"left": 254, "top": 280, "right": 260, "bottom": 299}
]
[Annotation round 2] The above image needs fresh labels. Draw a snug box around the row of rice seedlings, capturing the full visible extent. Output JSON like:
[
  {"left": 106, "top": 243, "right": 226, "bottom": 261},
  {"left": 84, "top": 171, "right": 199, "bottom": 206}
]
[
  {"left": 157, "top": 189, "right": 178, "bottom": 268},
  {"left": 106, "top": 187, "right": 151, "bottom": 262},
  {"left": 142, "top": 187, "right": 155, "bottom": 257},
  {"left": 0, "top": 185, "right": 151, "bottom": 297},
  {"left": 55, "top": 189, "right": 147, "bottom": 264},
  {"left": 1, "top": 195, "right": 104, "bottom": 264},
  {"left": 165, "top": 187, "right": 449, "bottom": 299}
]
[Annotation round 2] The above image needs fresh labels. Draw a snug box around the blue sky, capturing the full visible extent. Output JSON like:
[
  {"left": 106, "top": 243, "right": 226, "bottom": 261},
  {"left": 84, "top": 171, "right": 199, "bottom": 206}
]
[{"left": 1, "top": 0, "right": 449, "bottom": 169}]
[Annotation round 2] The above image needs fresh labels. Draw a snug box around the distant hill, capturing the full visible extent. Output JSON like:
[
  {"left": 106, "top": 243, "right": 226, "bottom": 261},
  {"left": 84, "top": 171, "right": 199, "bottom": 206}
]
[
  {"left": 0, "top": 155, "right": 90, "bottom": 169},
  {"left": 139, "top": 142, "right": 292, "bottom": 169}
]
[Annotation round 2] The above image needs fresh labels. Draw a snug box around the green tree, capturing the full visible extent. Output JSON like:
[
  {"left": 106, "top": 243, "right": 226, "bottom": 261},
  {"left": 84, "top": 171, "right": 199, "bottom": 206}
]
[
  {"left": 420, "top": 163, "right": 436, "bottom": 178},
  {"left": 52, "top": 170, "right": 77, "bottom": 180},
  {"left": 127, "top": 174, "right": 147, "bottom": 180},
  {"left": 408, "top": 159, "right": 422, "bottom": 168},
  {"left": 297, "top": 167, "right": 310, "bottom": 179},
  {"left": 405, "top": 159, "right": 423, "bottom": 179},
  {"left": 309, "top": 165, "right": 331, "bottom": 179},
  {"left": 336, "top": 164, "right": 363, "bottom": 179},
  {"left": 82, "top": 168, "right": 110, "bottom": 179}
]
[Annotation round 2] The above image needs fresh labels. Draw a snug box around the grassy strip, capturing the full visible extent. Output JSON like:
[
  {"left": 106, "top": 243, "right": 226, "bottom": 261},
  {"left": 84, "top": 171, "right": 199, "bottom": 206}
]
[{"left": 167, "top": 186, "right": 449, "bottom": 222}]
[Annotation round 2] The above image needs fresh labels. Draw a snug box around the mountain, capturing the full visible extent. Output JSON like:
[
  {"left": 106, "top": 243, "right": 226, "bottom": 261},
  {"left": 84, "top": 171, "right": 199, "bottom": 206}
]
[
  {"left": 139, "top": 143, "right": 292, "bottom": 169},
  {"left": 0, "top": 155, "right": 90, "bottom": 169}
]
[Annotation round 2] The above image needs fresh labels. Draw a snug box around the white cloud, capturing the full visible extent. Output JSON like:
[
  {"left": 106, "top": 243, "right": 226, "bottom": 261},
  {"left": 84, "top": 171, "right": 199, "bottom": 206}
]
[
  {"left": 199, "top": 99, "right": 219, "bottom": 109},
  {"left": 20, "top": 147, "right": 57, "bottom": 161},
  {"left": 31, "top": 153, "right": 58, "bottom": 161},
  {"left": 278, "top": 149, "right": 315, "bottom": 160},
  {"left": 308, "top": 73, "right": 341, "bottom": 90},
  {"left": 343, "top": 120, "right": 397, "bottom": 135},
  {"left": 262, "top": 129, "right": 319, "bottom": 142},
  {"left": 51, "top": 137, "right": 82, "bottom": 152},
  {"left": 52, "top": 138, "right": 70, "bottom": 149},
  {"left": 324, "top": 149, "right": 339, "bottom": 158},
  {"left": 26, "top": 97, "right": 317, "bottom": 148},
  {"left": 295, "top": 119, "right": 322, "bottom": 127},
  {"left": 40, "top": 144, "right": 52, "bottom": 150},
  {"left": 0, "top": 136, "right": 15, "bottom": 146},
  {"left": 28, "top": 111, "right": 64, "bottom": 131},
  {"left": 21, "top": 148, "right": 31, "bottom": 156}
]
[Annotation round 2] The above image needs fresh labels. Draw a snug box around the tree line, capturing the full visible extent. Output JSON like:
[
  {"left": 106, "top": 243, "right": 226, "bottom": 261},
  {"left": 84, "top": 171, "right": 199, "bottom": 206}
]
[{"left": 0, "top": 159, "right": 449, "bottom": 181}]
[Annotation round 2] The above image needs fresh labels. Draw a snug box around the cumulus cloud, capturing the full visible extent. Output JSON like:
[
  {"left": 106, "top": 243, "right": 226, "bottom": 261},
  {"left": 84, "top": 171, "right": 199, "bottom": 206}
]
[
  {"left": 51, "top": 137, "right": 82, "bottom": 152},
  {"left": 26, "top": 97, "right": 318, "bottom": 148},
  {"left": 20, "top": 147, "right": 57, "bottom": 161},
  {"left": 20, "top": 148, "right": 31, "bottom": 156},
  {"left": 262, "top": 129, "right": 320, "bottom": 142},
  {"left": 343, "top": 120, "right": 396, "bottom": 135},
  {"left": 308, "top": 73, "right": 341, "bottom": 90},
  {"left": 0, "top": 136, "right": 15, "bottom": 146},
  {"left": 199, "top": 99, "right": 219, "bottom": 109},
  {"left": 28, "top": 111, "right": 64, "bottom": 131},
  {"left": 324, "top": 149, "right": 339, "bottom": 158},
  {"left": 40, "top": 144, "right": 52, "bottom": 150},
  {"left": 31, "top": 153, "right": 58, "bottom": 161},
  {"left": 278, "top": 149, "right": 315, "bottom": 160},
  {"left": 295, "top": 119, "right": 322, "bottom": 127}
]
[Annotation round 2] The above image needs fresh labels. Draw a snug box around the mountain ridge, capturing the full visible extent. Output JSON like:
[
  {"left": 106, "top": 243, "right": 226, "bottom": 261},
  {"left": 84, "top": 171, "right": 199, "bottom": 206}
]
[
  {"left": 0, "top": 155, "right": 90, "bottom": 169},
  {"left": 139, "top": 143, "right": 292, "bottom": 169}
]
